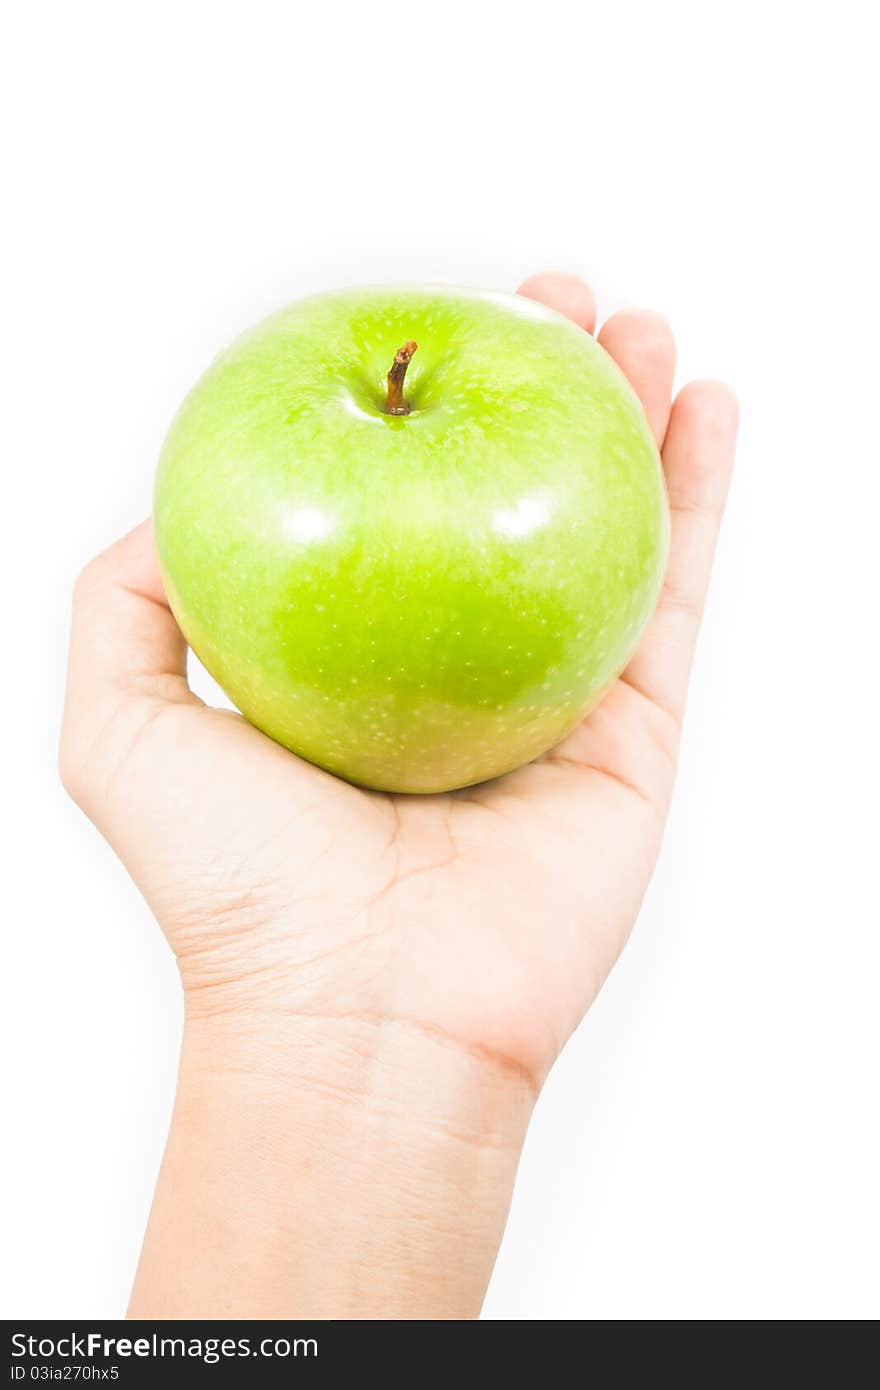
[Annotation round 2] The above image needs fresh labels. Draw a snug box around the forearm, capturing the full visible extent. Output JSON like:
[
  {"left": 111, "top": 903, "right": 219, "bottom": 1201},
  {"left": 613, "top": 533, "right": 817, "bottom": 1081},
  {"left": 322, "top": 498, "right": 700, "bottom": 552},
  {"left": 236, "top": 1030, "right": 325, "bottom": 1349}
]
[{"left": 129, "top": 1008, "right": 534, "bottom": 1320}]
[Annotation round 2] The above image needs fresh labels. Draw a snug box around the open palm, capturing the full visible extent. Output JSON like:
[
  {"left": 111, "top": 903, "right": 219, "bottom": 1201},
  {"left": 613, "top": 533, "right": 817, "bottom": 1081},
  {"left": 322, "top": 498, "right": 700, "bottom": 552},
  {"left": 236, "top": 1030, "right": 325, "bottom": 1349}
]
[{"left": 61, "top": 272, "right": 737, "bottom": 1095}]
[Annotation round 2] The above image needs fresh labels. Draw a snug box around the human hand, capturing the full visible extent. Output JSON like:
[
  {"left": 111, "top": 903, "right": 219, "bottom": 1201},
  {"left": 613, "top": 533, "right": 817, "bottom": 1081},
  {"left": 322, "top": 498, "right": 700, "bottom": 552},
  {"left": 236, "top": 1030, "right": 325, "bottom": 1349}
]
[{"left": 60, "top": 272, "right": 738, "bottom": 1318}]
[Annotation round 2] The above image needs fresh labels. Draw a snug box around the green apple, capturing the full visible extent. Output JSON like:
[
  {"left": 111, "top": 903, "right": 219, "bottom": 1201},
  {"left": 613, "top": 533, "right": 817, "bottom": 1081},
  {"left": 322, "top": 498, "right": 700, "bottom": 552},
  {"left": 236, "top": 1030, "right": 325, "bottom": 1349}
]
[{"left": 154, "top": 286, "right": 668, "bottom": 793}]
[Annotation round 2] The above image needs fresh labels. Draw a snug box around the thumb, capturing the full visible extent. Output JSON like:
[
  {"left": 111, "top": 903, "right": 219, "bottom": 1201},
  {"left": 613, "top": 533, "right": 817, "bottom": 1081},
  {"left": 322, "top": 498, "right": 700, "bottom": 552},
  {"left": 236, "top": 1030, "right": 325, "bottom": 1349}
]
[{"left": 59, "top": 519, "right": 198, "bottom": 817}]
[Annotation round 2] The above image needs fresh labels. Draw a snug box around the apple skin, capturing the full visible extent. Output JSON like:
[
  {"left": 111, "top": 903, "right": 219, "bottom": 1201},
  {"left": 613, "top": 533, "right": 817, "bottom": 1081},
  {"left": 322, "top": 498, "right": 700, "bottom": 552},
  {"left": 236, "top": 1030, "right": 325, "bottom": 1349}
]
[{"left": 154, "top": 287, "right": 669, "bottom": 793}]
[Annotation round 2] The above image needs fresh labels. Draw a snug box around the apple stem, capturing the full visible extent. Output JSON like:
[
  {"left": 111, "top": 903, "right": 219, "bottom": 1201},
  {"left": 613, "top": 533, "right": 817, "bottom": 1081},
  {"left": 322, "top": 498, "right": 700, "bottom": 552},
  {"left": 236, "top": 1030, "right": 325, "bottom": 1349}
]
[{"left": 385, "top": 341, "right": 418, "bottom": 415}]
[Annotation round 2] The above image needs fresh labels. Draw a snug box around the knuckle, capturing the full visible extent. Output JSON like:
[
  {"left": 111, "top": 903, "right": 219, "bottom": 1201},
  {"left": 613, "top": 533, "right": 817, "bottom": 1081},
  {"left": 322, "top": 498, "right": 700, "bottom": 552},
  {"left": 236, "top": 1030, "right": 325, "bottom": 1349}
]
[
  {"left": 72, "top": 552, "right": 111, "bottom": 606},
  {"left": 58, "top": 738, "right": 88, "bottom": 807},
  {"left": 679, "top": 379, "right": 740, "bottom": 434},
  {"left": 610, "top": 308, "right": 675, "bottom": 356}
]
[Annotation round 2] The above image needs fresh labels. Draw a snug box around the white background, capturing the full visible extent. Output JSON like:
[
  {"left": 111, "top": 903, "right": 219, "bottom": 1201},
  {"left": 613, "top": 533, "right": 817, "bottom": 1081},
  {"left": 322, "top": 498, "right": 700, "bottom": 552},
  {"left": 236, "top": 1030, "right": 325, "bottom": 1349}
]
[{"left": 3, "top": 1, "right": 878, "bottom": 1320}]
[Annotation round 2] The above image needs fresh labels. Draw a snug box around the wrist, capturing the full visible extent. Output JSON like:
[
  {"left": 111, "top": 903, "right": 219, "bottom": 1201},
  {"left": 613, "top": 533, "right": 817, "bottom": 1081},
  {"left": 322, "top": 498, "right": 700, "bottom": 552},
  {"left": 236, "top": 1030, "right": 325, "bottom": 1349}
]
[
  {"left": 130, "top": 1004, "right": 534, "bottom": 1319},
  {"left": 181, "top": 1000, "right": 536, "bottom": 1145}
]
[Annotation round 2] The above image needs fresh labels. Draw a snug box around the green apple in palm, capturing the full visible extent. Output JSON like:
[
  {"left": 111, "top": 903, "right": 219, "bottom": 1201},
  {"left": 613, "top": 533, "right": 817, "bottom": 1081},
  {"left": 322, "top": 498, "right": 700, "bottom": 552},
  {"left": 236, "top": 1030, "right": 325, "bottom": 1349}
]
[{"left": 154, "top": 286, "right": 668, "bottom": 793}]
